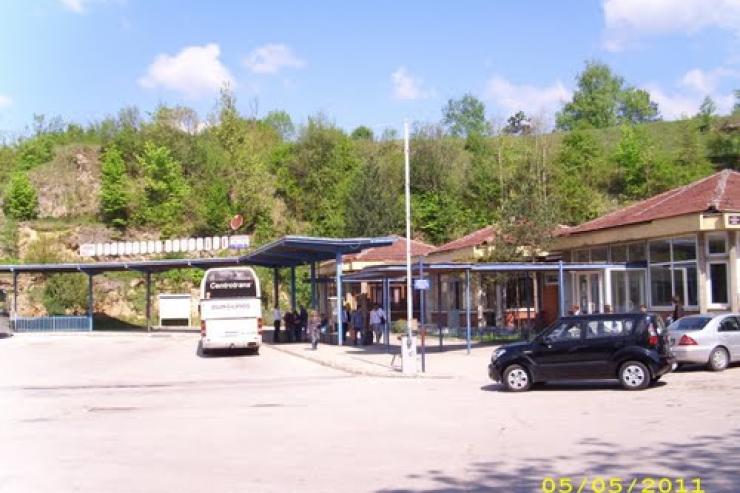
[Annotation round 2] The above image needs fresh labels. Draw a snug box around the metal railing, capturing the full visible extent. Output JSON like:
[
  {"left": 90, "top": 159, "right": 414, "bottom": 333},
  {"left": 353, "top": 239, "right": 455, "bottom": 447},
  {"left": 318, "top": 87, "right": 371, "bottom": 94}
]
[{"left": 13, "top": 316, "right": 91, "bottom": 332}]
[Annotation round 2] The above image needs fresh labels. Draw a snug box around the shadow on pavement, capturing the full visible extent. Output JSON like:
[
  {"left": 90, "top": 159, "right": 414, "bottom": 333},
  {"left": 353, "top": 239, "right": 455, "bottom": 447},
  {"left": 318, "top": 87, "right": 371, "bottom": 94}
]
[
  {"left": 480, "top": 380, "right": 667, "bottom": 393},
  {"left": 378, "top": 429, "right": 740, "bottom": 493},
  {"left": 195, "top": 341, "right": 259, "bottom": 358}
]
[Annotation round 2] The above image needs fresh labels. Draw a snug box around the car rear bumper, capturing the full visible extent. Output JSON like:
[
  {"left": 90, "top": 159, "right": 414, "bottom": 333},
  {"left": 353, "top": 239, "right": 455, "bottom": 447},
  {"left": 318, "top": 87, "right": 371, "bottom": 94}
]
[
  {"left": 202, "top": 335, "right": 261, "bottom": 350},
  {"left": 670, "top": 345, "right": 712, "bottom": 364}
]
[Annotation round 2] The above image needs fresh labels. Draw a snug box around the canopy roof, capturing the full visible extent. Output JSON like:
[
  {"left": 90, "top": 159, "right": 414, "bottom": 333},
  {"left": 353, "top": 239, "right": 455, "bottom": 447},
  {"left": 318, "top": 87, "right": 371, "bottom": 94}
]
[{"left": 0, "top": 235, "right": 396, "bottom": 275}]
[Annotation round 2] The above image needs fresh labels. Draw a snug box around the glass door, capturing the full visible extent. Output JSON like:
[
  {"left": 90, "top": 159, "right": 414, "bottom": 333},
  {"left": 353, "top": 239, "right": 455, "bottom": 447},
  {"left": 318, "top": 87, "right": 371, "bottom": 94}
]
[
  {"left": 609, "top": 269, "right": 646, "bottom": 312},
  {"left": 574, "top": 272, "right": 603, "bottom": 314}
]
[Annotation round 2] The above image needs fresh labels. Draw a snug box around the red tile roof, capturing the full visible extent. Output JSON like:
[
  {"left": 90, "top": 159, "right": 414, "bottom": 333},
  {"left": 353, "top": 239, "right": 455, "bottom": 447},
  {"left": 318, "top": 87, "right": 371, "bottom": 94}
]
[
  {"left": 433, "top": 226, "right": 497, "bottom": 253},
  {"left": 345, "top": 235, "right": 435, "bottom": 262},
  {"left": 561, "top": 170, "right": 740, "bottom": 236}
]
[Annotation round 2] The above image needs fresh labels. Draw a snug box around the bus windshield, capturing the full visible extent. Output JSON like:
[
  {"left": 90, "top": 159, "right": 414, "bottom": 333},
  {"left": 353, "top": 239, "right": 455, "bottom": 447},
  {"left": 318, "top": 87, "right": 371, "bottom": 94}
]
[{"left": 203, "top": 270, "right": 258, "bottom": 299}]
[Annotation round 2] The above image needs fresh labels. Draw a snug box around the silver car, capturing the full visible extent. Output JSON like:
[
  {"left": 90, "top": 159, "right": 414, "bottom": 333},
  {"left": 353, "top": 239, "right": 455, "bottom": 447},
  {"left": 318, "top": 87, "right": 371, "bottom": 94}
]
[{"left": 668, "top": 313, "right": 740, "bottom": 371}]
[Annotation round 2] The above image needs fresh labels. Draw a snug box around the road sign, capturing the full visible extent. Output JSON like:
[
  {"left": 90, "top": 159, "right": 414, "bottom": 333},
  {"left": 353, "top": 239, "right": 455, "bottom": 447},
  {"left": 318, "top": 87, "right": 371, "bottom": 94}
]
[
  {"left": 229, "top": 235, "right": 250, "bottom": 249},
  {"left": 230, "top": 214, "right": 244, "bottom": 231},
  {"left": 414, "top": 279, "right": 430, "bottom": 290}
]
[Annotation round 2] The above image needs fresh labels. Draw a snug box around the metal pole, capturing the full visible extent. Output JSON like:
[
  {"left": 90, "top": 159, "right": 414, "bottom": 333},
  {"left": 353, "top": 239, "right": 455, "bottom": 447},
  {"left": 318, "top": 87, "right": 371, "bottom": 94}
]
[
  {"left": 465, "top": 268, "right": 471, "bottom": 354},
  {"left": 145, "top": 271, "right": 152, "bottom": 332},
  {"left": 310, "top": 262, "right": 317, "bottom": 309},
  {"left": 87, "top": 274, "right": 94, "bottom": 332},
  {"left": 290, "top": 266, "right": 296, "bottom": 312},
  {"left": 384, "top": 277, "right": 390, "bottom": 352},
  {"left": 558, "top": 260, "right": 565, "bottom": 317},
  {"left": 437, "top": 273, "right": 443, "bottom": 351},
  {"left": 403, "top": 120, "right": 413, "bottom": 346},
  {"left": 273, "top": 269, "right": 279, "bottom": 309},
  {"left": 12, "top": 270, "right": 18, "bottom": 319},
  {"left": 335, "top": 252, "right": 343, "bottom": 346},
  {"left": 420, "top": 259, "right": 426, "bottom": 372}
]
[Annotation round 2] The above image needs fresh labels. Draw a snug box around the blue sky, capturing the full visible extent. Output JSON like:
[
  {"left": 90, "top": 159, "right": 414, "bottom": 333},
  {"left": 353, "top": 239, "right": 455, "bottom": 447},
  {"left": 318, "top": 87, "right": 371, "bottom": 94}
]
[{"left": 1, "top": 0, "right": 739, "bottom": 137}]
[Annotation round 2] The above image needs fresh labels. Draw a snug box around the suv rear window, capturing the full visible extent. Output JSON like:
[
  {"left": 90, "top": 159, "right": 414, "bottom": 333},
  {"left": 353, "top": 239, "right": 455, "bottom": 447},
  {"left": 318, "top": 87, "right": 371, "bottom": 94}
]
[{"left": 669, "top": 317, "right": 711, "bottom": 331}]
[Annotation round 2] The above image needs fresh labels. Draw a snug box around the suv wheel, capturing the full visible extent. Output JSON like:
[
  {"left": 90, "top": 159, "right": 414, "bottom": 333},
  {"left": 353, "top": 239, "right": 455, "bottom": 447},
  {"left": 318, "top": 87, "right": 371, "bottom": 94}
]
[
  {"left": 619, "top": 361, "right": 650, "bottom": 391},
  {"left": 503, "top": 364, "right": 532, "bottom": 392},
  {"left": 708, "top": 347, "right": 729, "bottom": 372}
]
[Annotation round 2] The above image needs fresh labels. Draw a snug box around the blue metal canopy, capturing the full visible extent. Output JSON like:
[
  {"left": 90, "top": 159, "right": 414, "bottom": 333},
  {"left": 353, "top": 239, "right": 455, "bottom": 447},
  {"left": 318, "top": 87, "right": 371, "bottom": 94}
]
[{"left": 240, "top": 235, "right": 395, "bottom": 267}]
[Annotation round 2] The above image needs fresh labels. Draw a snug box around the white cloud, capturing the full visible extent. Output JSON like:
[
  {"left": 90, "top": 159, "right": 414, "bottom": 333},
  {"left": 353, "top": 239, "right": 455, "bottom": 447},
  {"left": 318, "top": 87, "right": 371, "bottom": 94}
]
[
  {"left": 138, "top": 43, "right": 235, "bottom": 99},
  {"left": 59, "top": 0, "right": 86, "bottom": 13},
  {"left": 0, "top": 94, "right": 12, "bottom": 108},
  {"left": 483, "top": 75, "right": 571, "bottom": 116},
  {"left": 603, "top": 0, "right": 740, "bottom": 51},
  {"left": 680, "top": 67, "right": 740, "bottom": 94},
  {"left": 242, "top": 44, "right": 306, "bottom": 74},
  {"left": 391, "top": 67, "right": 434, "bottom": 101},
  {"left": 645, "top": 66, "right": 739, "bottom": 119}
]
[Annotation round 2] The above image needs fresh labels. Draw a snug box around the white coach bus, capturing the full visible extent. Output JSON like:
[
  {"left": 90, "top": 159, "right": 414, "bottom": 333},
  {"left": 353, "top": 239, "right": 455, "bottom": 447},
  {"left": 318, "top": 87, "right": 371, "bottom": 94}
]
[{"left": 199, "top": 267, "right": 263, "bottom": 354}]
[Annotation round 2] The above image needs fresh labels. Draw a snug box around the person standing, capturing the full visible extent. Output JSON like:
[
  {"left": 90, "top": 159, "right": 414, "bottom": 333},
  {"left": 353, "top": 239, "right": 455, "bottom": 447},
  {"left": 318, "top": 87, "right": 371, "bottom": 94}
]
[
  {"left": 292, "top": 310, "right": 302, "bottom": 343},
  {"left": 369, "top": 304, "right": 386, "bottom": 344},
  {"left": 671, "top": 296, "right": 684, "bottom": 324},
  {"left": 299, "top": 305, "right": 308, "bottom": 342},
  {"left": 308, "top": 310, "right": 321, "bottom": 350},
  {"left": 284, "top": 310, "right": 295, "bottom": 343},
  {"left": 351, "top": 308, "right": 364, "bottom": 346},
  {"left": 272, "top": 306, "right": 282, "bottom": 343}
]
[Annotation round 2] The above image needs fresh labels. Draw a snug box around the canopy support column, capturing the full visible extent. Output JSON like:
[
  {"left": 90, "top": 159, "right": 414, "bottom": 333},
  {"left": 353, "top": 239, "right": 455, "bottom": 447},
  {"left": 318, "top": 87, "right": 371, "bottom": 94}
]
[
  {"left": 420, "top": 259, "right": 426, "bottom": 372},
  {"left": 12, "top": 270, "right": 18, "bottom": 321},
  {"left": 465, "top": 268, "right": 471, "bottom": 355},
  {"left": 145, "top": 272, "right": 152, "bottom": 332},
  {"left": 558, "top": 260, "right": 565, "bottom": 317},
  {"left": 310, "top": 262, "right": 317, "bottom": 309},
  {"left": 273, "top": 269, "right": 280, "bottom": 309},
  {"left": 87, "top": 274, "right": 94, "bottom": 332},
  {"left": 290, "top": 266, "right": 296, "bottom": 312},
  {"left": 335, "top": 252, "right": 343, "bottom": 346},
  {"left": 383, "top": 277, "right": 390, "bottom": 352}
]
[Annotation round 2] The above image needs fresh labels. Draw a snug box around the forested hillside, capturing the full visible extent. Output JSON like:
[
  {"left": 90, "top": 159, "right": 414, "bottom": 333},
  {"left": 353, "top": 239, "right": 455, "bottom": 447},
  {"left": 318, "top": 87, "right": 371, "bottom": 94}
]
[{"left": 1, "top": 61, "right": 738, "bottom": 258}]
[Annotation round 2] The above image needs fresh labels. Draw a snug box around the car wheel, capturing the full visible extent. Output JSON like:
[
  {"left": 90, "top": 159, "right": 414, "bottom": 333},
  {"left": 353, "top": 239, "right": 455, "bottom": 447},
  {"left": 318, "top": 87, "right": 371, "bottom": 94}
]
[
  {"left": 619, "top": 361, "right": 650, "bottom": 390},
  {"left": 503, "top": 364, "right": 532, "bottom": 392},
  {"left": 708, "top": 347, "right": 729, "bottom": 372}
]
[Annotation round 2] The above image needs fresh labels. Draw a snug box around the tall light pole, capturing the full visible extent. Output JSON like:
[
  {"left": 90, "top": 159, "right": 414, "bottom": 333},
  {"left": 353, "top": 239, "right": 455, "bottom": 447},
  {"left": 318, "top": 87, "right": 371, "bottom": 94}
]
[{"left": 404, "top": 121, "right": 414, "bottom": 345}]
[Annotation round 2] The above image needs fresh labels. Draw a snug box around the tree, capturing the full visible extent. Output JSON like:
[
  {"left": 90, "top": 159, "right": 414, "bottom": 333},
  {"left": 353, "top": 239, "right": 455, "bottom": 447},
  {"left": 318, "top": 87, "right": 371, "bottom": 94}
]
[
  {"left": 43, "top": 273, "right": 89, "bottom": 315},
  {"left": 733, "top": 89, "right": 740, "bottom": 115},
  {"left": 619, "top": 87, "right": 659, "bottom": 124},
  {"left": 554, "top": 131, "right": 608, "bottom": 224},
  {"left": 263, "top": 110, "right": 295, "bottom": 141},
  {"left": 344, "top": 159, "right": 403, "bottom": 236},
  {"left": 557, "top": 61, "right": 624, "bottom": 130},
  {"left": 3, "top": 172, "right": 39, "bottom": 220},
  {"left": 99, "top": 146, "right": 129, "bottom": 229},
  {"left": 136, "top": 142, "right": 189, "bottom": 234},
  {"left": 503, "top": 111, "right": 531, "bottom": 135},
  {"left": 442, "top": 94, "right": 489, "bottom": 138},
  {"left": 697, "top": 96, "right": 716, "bottom": 132},
  {"left": 350, "top": 125, "right": 374, "bottom": 140}
]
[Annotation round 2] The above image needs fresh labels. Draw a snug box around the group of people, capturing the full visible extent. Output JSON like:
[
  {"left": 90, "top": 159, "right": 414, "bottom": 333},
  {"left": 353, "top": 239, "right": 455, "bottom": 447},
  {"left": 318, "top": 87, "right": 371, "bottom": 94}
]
[{"left": 271, "top": 303, "right": 388, "bottom": 349}]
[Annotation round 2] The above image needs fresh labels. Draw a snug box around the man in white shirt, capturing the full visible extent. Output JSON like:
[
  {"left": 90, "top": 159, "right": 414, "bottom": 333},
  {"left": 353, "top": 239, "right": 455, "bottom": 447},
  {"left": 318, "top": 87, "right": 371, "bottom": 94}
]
[
  {"left": 369, "top": 304, "right": 386, "bottom": 344},
  {"left": 272, "top": 307, "right": 281, "bottom": 343}
]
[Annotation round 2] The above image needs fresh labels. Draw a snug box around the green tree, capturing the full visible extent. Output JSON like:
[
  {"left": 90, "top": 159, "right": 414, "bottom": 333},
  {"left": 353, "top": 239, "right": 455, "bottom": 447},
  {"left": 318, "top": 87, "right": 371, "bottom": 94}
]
[
  {"left": 350, "top": 125, "right": 374, "bottom": 140},
  {"left": 16, "top": 135, "right": 54, "bottom": 170},
  {"left": 136, "top": 142, "right": 189, "bottom": 234},
  {"left": 263, "top": 110, "right": 295, "bottom": 141},
  {"left": 99, "top": 146, "right": 129, "bottom": 229},
  {"left": 557, "top": 61, "right": 624, "bottom": 130},
  {"left": 554, "top": 131, "right": 608, "bottom": 224},
  {"left": 344, "top": 159, "right": 403, "bottom": 236},
  {"left": 198, "top": 180, "right": 233, "bottom": 235},
  {"left": 3, "top": 173, "right": 39, "bottom": 220},
  {"left": 43, "top": 274, "right": 88, "bottom": 315},
  {"left": 503, "top": 111, "right": 531, "bottom": 135},
  {"left": 442, "top": 94, "right": 489, "bottom": 137},
  {"left": 619, "top": 87, "right": 659, "bottom": 124},
  {"left": 696, "top": 96, "right": 716, "bottom": 132}
]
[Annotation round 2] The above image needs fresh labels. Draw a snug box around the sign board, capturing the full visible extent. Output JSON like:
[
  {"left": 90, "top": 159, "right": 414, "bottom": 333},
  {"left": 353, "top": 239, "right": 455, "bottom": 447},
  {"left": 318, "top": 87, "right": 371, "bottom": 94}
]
[
  {"left": 229, "top": 235, "right": 251, "bottom": 249},
  {"left": 158, "top": 294, "right": 192, "bottom": 327},
  {"left": 414, "top": 279, "right": 430, "bottom": 290},
  {"left": 79, "top": 235, "right": 251, "bottom": 257},
  {"left": 230, "top": 214, "right": 244, "bottom": 231},
  {"left": 726, "top": 213, "right": 740, "bottom": 228}
]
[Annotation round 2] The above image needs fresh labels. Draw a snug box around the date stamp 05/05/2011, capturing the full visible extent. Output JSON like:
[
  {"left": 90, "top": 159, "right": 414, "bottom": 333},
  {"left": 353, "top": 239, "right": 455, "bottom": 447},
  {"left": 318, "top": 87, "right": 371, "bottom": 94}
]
[{"left": 541, "top": 477, "right": 706, "bottom": 493}]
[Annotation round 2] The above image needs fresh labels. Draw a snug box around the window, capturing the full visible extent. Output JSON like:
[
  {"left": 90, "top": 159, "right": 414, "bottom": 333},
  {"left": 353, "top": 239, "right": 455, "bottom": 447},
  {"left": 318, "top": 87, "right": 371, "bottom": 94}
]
[
  {"left": 591, "top": 247, "right": 608, "bottom": 263},
  {"left": 574, "top": 249, "right": 590, "bottom": 263},
  {"left": 719, "top": 316, "right": 740, "bottom": 332},
  {"left": 708, "top": 262, "right": 729, "bottom": 305},
  {"left": 707, "top": 233, "right": 727, "bottom": 256},
  {"left": 547, "top": 321, "right": 582, "bottom": 342},
  {"left": 648, "top": 236, "right": 698, "bottom": 308},
  {"left": 611, "top": 270, "right": 646, "bottom": 312},
  {"left": 629, "top": 243, "right": 646, "bottom": 262},
  {"left": 611, "top": 245, "right": 627, "bottom": 263}
]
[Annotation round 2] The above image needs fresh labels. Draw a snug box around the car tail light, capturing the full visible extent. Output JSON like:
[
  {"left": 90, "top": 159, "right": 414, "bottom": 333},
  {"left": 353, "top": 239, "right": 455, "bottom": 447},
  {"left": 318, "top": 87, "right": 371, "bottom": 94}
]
[
  {"left": 257, "top": 317, "right": 263, "bottom": 334},
  {"left": 647, "top": 323, "right": 658, "bottom": 346},
  {"left": 678, "top": 334, "right": 698, "bottom": 346},
  {"left": 200, "top": 320, "right": 206, "bottom": 337}
]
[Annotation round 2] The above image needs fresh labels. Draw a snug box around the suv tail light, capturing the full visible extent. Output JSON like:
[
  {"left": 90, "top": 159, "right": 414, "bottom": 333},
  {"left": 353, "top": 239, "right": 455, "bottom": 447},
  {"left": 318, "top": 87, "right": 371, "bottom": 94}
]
[
  {"left": 678, "top": 334, "right": 698, "bottom": 346},
  {"left": 257, "top": 317, "right": 263, "bottom": 334},
  {"left": 200, "top": 320, "right": 206, "bottom": 337},
  {"left": 647, "top": 322, "right": 658, "bottom": 346}
]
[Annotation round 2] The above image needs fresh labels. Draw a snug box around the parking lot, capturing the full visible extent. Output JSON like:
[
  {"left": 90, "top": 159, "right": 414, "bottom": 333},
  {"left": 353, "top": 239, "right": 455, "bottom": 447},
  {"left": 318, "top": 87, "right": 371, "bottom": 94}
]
[{"left": 2, "top": 333, "right": 740, "bottom": 493}]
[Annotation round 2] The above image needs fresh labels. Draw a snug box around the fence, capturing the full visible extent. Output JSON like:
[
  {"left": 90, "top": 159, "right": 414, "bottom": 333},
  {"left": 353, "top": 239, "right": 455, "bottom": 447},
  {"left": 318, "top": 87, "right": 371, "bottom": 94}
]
[{"left": 13, "top": 316, "right": 91, "bottom": 332}]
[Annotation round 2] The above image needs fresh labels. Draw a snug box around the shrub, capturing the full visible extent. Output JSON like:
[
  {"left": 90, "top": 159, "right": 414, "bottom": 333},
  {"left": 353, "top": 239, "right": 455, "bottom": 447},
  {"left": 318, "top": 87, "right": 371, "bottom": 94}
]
[
  {"left": 43, "top": 273, "right": 89, "bottom": 315},
  {"left": 3, "top": 173, "right": 39, "bottom": 221}
]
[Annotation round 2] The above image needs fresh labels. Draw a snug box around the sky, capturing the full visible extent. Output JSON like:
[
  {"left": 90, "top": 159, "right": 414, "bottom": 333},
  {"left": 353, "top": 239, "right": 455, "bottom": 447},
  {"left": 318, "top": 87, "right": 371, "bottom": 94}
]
[{"left": 0, "top": 0, "right": 739, "bottom": 137}]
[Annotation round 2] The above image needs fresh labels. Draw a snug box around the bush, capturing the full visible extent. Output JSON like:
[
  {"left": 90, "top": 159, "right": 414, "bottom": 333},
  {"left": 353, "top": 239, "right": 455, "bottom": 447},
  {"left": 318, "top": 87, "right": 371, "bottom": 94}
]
[
  {"left": 3, "top": 173, "right": 39, "bottom": 221},
  {"left": 43, "top": 273, "right": 89, "bottom": 315}
]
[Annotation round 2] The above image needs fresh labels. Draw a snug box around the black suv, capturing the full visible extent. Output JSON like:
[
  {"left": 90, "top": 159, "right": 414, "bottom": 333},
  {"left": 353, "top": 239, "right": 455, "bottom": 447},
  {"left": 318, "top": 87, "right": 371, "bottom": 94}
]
[{"left": 488, "top": 313, "right": 676, "bottom": 391}]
